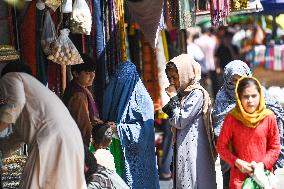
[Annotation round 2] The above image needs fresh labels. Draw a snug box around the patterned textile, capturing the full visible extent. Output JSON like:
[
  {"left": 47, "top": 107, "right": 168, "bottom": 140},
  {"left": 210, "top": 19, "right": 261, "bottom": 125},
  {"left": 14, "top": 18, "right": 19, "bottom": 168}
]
[
  {"left": 212, "top": 60, "right": 252, "bottom": 136},
  {"left": 178, "top": 0, "right": 196, "bottom": 29},
  {"left": 87, "top": 165, "right": 129, "bottom": 189},
  {"left": 231, "top": 0, "right": 248, "bottom": 10},
  {"left": 103, "top": 62, "right": 159, "bottom": 189},
  {"left": 163, "top": 54, "right": 217, "bottom": 188},
  {"left": 216, "top": 114, "right": 280, "bottom": 189},
  {"left": 212, "top": 60, "right": 284, "bottom": 169},
  {"left": 210, "top": 0, "right": 230, "bottom": 27}
]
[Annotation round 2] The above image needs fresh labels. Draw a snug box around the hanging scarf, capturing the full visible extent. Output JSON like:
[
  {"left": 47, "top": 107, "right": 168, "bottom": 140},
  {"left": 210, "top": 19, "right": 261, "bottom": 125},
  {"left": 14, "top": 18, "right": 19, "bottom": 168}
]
[
  {"left": 178, "top": 0, "right": 196, "bottom": 29},
  {"left": 230, "top": 76, "right": 273, "bottom": 128},
  {"left": 210, "top": 0, "right": 230, "bottom": 27},
  {"left": 169, "top": 54, "right": 217, "bottom": 160}
]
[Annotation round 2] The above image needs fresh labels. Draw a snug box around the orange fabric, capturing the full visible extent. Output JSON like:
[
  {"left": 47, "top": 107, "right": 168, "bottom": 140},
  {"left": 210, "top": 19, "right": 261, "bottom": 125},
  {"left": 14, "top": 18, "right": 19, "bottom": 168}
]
[
  {"left": 141, "top": 35, "right": 161, "bottom": 111},
  {"left": 20, "top": 1, "right": 36, "bottom": 76}
]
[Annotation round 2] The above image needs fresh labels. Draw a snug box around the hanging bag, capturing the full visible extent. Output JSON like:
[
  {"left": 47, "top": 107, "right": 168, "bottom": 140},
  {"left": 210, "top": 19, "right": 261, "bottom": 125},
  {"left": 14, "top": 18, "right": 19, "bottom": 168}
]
[
  {"left": 47, "top": 28, "right": 83, "bottom": 65},
  {"left": 41, "top": 11, "right": 57, "bottom": 55},
  {"left": 70, "top": 0, "right": 92, "bottom": 35}
]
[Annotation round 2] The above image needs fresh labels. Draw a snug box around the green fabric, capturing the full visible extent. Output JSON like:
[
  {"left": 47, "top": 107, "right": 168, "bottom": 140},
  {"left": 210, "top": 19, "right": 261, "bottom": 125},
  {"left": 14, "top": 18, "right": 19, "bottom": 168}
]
[
  {"left": 179, "top": 0, "right": 195, "bottom": 29},
  {"left": 110, "top": 138, "right": 124, "bottom": 177},
  {"left": 242, "top": 177, "right": 262, "bottom": 189},
  {"left": 89, "top": 143, "right": 95, "bottom": 153}
]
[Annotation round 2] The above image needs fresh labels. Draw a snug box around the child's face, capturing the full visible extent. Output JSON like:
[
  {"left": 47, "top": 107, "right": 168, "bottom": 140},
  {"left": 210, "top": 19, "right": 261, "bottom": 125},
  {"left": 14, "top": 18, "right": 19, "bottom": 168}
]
[
  {"left": 240, "top": 84, "right": 260, "bottom": 114},
  {"left": 75, "top": 70, "right": 95, "bottom": 87},
  {"left": 166, "top": 68, "right": 180, "bottom": 90}
]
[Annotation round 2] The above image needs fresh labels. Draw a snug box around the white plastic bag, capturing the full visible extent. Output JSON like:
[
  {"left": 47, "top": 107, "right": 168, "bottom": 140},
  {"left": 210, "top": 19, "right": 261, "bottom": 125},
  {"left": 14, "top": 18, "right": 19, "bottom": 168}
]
[
  {"left": 41, "top": 11, "right": 57, "bottom": 55},
  {"left": 47, "top": 29, "right": 83, "bottom": 65},
  {"left": 251, "top": 161, "right": 279, "bottom": 189},
  {"left": 62, "top": 0, "right": 72, "bottom": 13},
  {"left": 70, "top": 0, "right": 92, "bottom": 35}
]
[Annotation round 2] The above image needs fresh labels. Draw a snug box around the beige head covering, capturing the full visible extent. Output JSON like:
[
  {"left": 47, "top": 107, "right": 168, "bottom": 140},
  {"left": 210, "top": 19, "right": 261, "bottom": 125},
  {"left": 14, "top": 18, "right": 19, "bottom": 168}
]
[
  {"left": 169, "top": 54, "right": 210, "bottom": 113},
  {"left": 168, "top": 54, "right": 217, "bottom": 160}
]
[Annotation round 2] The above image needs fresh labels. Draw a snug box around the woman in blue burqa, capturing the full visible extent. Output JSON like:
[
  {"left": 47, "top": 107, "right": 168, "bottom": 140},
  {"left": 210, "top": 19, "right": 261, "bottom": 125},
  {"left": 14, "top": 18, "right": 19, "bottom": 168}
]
[
  {"left": 102, "top": 61, "right": 160, "bottom": 189},
  {"left": 212, "top": 60, "right": 284, "bottom": 189}
]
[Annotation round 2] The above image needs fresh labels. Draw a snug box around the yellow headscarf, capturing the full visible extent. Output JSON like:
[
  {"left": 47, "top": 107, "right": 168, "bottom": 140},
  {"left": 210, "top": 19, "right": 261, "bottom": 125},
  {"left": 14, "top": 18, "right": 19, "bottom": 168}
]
[{"left": 230, "top": 76, "right": 273, "bottom": 128}]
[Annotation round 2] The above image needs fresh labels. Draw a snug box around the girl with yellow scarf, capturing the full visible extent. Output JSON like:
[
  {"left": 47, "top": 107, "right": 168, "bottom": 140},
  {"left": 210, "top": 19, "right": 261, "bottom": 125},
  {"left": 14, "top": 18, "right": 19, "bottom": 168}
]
[{"left": 216, "top": 76, "right": 281, "bottom": 189}]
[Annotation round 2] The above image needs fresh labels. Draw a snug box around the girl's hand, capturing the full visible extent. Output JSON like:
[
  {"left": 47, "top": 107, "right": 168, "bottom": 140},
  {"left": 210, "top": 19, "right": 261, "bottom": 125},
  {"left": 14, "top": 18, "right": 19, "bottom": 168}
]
[
  {"left": 235, "top": 158, "right": 253, "bottom": 174},
  {"left": 165, "top": 85, "right": 177, "bottom": 98}
]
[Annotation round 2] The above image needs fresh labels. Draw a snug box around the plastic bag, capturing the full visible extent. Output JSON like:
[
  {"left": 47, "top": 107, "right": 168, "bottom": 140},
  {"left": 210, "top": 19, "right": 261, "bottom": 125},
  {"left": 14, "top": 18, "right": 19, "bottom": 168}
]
[
  {"left": 62, "top": 0, "right": 72, "bottom": 13},
  {"left": 47, "top": 29, "right": 83, "bottom": 65},
  {"left": 41, "top": 11, "right": 57, "bottom": 55},
  {"left": 70, "top": 0, "right": 92, "bottom": 35},
  {"left": 242, "top": 171, "right": 278, "bottom": 189},
  {"left": 251, "top": 161, "right": 279, "bottom": 189},
  {"left": 242, "top": 177, "right": 262, "bottom": 189}
]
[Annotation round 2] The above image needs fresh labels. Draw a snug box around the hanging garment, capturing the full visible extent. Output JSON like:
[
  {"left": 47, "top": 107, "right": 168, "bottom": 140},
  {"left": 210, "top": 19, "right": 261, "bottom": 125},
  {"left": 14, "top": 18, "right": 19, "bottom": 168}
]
[
  {"left": 126, "top": 0, "right": 163, "bottom": 48},
  {"left": 141, "top": 35, "right": 161, "bottom": 111},
  {"left": 156, "top": 31, "right": 170, "bottom": 107},
  {"left": 210, "top": 0, "right": 230, "bottom": 27},
  {"left": 93, "top": 0, "right": 108, "bottom": 108},
  {"left": 36, "top": 9, "right": 48, "bottom": 85},
  {"left": 178, "top": 0, "right": 196, "bottom": 29},
  {"left": 21, "top": 0, "right": 37, "bottom": 76}
]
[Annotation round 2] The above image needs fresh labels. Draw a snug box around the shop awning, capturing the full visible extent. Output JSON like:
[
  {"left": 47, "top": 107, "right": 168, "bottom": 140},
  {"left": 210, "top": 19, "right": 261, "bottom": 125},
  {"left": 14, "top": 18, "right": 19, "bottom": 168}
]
[{"left": 261, "top": 0, "right": 284, "bottom": 15}]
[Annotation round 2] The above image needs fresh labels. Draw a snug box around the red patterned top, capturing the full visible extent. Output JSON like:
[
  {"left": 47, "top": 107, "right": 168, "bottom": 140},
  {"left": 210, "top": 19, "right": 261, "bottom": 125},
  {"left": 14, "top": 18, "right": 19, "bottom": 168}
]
[{"left": 216, "top": 114, "right": 281, "bottom": 189}]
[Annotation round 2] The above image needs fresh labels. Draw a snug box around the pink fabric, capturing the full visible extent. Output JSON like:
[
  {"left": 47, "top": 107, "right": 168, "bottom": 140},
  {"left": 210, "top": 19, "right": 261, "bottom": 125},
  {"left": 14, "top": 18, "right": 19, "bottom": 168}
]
[{"left": 216, "top": 114, "right": 280, "bottom": 189}]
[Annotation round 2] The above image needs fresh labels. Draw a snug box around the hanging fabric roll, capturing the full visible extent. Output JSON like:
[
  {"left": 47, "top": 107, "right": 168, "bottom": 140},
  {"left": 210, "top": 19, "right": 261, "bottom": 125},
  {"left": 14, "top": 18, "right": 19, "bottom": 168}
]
[
  {"left": 161, "top": 30, "right": 169, "bottom": 62},
  {"left": 156, "top": 31, "right": 170, "bottom": 108},
  {"left": 178, "top": 0, "right": 196, "bottom": 29},
  {"left": 165, "top": 0, "right": 179, "bottom": 29},
  {"left": 35, "top": 9, "right": 48, "bottom": 85},
  {"left": 118, "top": 0, "right": 127, "bottom": 61},
  {"left": 210, "top": 0, "right": 230, "bottom": 27},
  {"left": 21, "top": 0, "right": 37, "bottom": 76}
]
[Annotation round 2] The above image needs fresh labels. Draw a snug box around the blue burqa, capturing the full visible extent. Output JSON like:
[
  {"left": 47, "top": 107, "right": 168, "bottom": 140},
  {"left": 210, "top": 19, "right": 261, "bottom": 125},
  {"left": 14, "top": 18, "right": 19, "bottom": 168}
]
[{"left": 103, "top": 62, "right": 160, "bottom": 189}]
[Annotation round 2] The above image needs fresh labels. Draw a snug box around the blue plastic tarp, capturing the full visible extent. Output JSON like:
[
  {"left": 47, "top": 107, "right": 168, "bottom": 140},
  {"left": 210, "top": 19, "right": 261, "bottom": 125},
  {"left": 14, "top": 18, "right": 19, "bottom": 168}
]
[{"left": 261, "top": 0, "right": 284, "bottom": 15}]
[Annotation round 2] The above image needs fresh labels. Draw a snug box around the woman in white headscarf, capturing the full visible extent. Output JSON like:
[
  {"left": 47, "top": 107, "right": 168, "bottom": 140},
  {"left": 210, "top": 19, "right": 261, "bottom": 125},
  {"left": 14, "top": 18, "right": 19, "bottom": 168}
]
[{"left": 162, "top": 54, "right": 217, "bottom": 189}]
